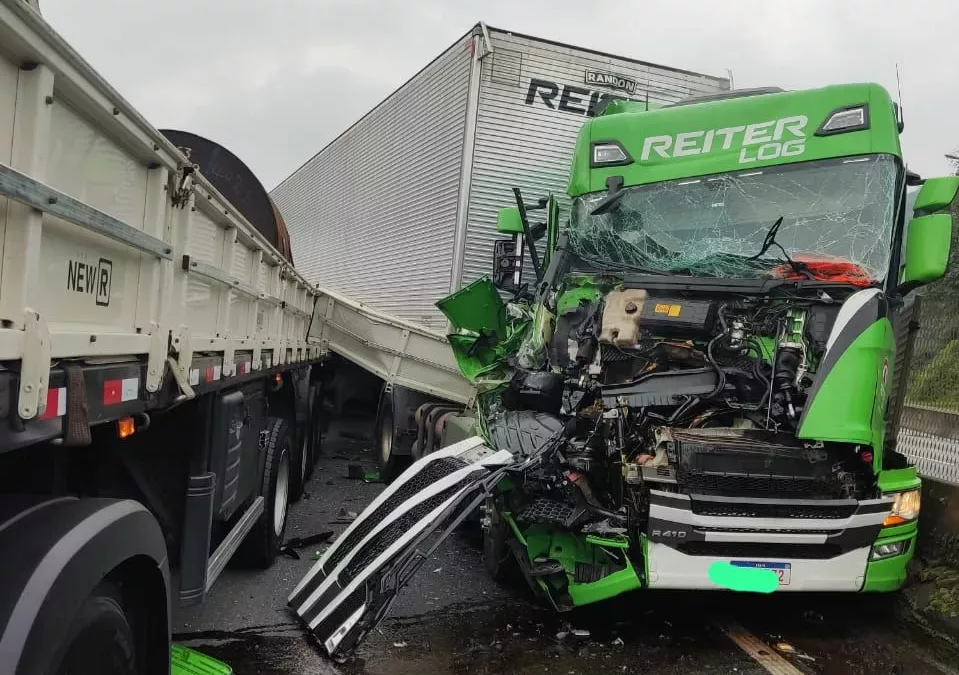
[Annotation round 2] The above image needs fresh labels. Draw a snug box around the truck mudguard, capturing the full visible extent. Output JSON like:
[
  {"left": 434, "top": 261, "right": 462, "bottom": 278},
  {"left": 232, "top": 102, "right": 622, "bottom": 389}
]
[
  {"left": 0, "top": 496, "right": 170, "bottom": 675},
  {"left": 289, "top": 437, "right": 513, "bottom": 660}
]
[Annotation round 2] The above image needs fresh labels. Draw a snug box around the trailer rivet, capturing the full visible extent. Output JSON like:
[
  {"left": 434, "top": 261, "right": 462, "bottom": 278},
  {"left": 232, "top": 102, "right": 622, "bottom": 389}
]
[
  {"left": 47, "top": 196, "right": 57, "bottom": 205},
  {"left": 23, "top": 384, "right": 33, "bottom": 393}
]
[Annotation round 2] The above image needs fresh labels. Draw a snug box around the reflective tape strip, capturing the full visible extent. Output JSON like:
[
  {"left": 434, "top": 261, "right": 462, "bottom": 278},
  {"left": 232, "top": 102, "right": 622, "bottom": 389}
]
[
  {"left": 104, "top": 377, "right": 139, "bottom": 405},
  {"left": 39, "top": 387, "right": 67, "bottom": 420}
]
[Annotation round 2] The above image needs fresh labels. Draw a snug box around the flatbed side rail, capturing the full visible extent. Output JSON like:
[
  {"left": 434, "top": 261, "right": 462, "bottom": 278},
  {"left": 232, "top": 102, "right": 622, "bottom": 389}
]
[{"left": 308, "top": 287, "right": 474, "bottom": 405}]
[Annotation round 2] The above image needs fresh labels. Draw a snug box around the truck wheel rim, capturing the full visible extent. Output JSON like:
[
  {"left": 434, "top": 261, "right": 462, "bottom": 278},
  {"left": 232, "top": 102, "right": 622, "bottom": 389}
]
[{"left": 275, "top": 450, "right": 290, "bottom": 536}]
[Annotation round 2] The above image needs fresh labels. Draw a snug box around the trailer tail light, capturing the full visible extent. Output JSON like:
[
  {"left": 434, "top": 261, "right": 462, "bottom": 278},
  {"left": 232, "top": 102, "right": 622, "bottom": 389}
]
[{"left": 117, "top": 416, "right": 136, "bottom": 439}]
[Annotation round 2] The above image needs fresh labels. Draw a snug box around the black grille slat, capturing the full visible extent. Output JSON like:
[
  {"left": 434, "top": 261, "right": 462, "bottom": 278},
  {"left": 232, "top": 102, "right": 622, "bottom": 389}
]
[
  {"left": 679, "top": 470, "right": 836, "bottom": 499},
  {"left": 690, "top": 500, "right": 857, "bottom": 519},
  {"left": 700, "top": 527, "right": 838, "bottom": 535},
  {"left": 312, "top": 586, "right": 366, "bottom": 637},
  {"left": 340, "top": 474, "right": 484, "bottom": 583},
  {"left": 325, "top": 457, "right": 470, "bottom": 572}
]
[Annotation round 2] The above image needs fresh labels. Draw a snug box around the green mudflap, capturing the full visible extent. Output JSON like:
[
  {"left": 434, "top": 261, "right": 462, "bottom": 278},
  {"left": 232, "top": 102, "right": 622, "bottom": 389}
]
[{"left": 171, "top": 644, "right": 232, "bottom": 675}]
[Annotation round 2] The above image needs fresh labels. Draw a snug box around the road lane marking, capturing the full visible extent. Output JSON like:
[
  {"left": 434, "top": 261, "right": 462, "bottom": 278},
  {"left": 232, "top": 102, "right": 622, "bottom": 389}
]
[{"left": 722, "top": 622, "right": 806, "bottom": 675}]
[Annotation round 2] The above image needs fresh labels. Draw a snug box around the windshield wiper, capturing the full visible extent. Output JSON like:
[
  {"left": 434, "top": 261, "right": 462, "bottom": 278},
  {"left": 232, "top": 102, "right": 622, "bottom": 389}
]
[
  {"left": 747, "top": 216, "right": 812, "bottom": 279},
  {"left": 589, "top": 176, "right": 625, "bottom": 216}
]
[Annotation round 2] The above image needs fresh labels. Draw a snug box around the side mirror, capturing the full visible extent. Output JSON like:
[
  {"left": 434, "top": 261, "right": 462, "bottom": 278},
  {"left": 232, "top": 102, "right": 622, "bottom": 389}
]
[
  {"left": 498, "top": 205, "right": 546, "bottom": 240},
  {"left": 899, "top": 176, "right": 959, "bottom": 293},
  {"left": 497, "top": 207, "right": 524, "bottom": 235},
  {"left": 900, "top": 214, "right": 952, "bottom": 291},
  {"left": 492, "top": 239, "right": 520, "bottom": 291},
  {"left": 913, "top": 175, "right": 959, "bottom": 213}
]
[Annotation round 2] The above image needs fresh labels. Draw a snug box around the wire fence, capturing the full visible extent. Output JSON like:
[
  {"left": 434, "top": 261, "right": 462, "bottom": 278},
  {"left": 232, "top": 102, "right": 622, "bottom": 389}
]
[{"left": 896, "top": 289, "right": 959, "bottom": 485}]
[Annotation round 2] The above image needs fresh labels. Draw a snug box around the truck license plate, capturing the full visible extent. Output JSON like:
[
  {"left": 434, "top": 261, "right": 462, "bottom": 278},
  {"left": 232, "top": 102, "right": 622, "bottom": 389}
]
[{"left": 731, "top": 560, "right": 791, "bottom": 586}]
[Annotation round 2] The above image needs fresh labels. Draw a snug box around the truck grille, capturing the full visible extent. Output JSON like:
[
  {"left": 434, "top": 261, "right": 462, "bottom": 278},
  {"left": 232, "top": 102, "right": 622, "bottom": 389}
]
[
  {"left": 690, "top": 499, "right": 857, "bottom": 520},
  {"left": 667, "top": 427, "right": 839, "bottom": 499},
  {"left": 679, "top": 470, "right": 836, "bottom": 498}
]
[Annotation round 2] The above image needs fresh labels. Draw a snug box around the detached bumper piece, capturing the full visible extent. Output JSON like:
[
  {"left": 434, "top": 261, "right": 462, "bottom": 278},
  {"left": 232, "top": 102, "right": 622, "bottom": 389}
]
[{"left": 288, "top": 437, "right": 513, "bottom": 660}]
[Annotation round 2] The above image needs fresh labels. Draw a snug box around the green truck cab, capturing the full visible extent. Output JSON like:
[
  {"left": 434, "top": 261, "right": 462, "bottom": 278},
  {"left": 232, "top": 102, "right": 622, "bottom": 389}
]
[{"left": 450, "top": 83, "right": 957, "bottom": 606}]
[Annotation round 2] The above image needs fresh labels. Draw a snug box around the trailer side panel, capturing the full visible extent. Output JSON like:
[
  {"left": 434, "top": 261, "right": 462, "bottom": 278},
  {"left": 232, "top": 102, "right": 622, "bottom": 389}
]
[
  {"left": 459, "top": 29, "right": 730, "bottom": 288},
  {"left": 272, "top": 34, "right": 474, "bottom": 332}
]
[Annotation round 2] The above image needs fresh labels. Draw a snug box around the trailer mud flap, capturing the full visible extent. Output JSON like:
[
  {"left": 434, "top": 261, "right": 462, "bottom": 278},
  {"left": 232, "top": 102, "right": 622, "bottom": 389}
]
[{"left": 288, "top": 436, "right": 513, "bottom": 660}]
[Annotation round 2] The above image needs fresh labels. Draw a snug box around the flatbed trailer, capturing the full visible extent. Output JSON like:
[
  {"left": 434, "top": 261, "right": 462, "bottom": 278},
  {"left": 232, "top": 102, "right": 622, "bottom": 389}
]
[{"left": 0, "top": 2, "right": 343, "bottom": 673}]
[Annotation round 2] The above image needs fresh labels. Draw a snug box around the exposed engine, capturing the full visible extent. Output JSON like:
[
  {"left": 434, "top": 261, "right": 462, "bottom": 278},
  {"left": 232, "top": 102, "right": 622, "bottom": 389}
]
[{"left": 498, "top": 284, "right": 879, "bottom": 541}]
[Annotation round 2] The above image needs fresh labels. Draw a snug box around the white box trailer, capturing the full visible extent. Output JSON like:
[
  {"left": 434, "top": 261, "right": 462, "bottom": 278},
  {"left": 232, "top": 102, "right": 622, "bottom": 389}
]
[{"left": 273, "top": 24, "right": 730, "bottom": 332}]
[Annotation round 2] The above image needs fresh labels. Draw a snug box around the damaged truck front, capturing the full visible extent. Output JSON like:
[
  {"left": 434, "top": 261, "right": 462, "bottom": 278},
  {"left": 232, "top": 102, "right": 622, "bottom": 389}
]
[{"left": 291, "top": 83, "right": 959, "bottom": 659}]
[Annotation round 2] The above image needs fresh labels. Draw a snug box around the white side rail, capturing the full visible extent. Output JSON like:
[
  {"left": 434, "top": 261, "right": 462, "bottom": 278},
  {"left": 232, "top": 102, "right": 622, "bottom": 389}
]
[{"left": 309, "top": 287, "right": 474, "bottom": 405}]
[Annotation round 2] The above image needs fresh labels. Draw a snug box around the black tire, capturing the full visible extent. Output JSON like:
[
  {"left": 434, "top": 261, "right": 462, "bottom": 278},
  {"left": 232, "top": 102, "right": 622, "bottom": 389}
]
[
  {"left": 289, "top": 385, "right": 313, "bottom": 503},
  {"left": 483, "top": 496, "right": 517, "bottom": 583},
  {"left": 373, "top": 387, "right": 407, "bottom": 484},
  {"left": 52, "top": 581, "right": 138, "bottom": 675},
  {"left": 304, "top": 380, "right": 325, "bottom": 479},
  {"left": 240, "top": 417, "right": 293, "bottom": 568}
]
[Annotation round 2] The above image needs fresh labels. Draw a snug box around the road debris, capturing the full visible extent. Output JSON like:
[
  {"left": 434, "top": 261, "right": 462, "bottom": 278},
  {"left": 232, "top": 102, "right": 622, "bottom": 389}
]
[
  {"left": 279, "top": 531, "right": 333, "bottom": 559},
  {"left": 333, "top": 507, "right": 358, "bottom": 523}
]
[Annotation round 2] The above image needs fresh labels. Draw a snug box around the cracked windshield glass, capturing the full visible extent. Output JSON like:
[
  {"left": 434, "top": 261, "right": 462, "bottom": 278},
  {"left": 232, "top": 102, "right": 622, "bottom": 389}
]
[{"left": 568, "top": 153, "right": 898, "bottom": 282}]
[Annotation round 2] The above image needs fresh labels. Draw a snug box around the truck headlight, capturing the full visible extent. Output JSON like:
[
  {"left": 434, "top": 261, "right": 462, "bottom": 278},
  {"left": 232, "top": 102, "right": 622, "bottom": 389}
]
[
  {"left": 591, "top": 142, "right": 632, "bottom": 167},
  {"left": 815, "top": 104, "right": 869, "bottom": 136},
  {"left": 883, "top": 489, "right": 920, "bottom": 527}
]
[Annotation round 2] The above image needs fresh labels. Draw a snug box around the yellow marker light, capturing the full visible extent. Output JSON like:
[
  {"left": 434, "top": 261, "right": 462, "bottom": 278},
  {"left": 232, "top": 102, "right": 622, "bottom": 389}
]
[
  {"left": 883, "top": 489, "right": 920, "bottom": 527},
  {"left": 117, "top": 416, "right": 136, "bottom": 439}
]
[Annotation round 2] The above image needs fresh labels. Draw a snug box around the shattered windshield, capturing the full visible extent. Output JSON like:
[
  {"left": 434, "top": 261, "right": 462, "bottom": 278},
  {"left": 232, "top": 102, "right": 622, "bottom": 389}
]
[{"left": 568, "top": 154, "right": 899, "bottom": 281}]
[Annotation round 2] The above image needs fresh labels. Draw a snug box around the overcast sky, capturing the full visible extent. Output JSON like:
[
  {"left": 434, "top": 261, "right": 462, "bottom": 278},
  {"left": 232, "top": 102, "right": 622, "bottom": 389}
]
[{"left": 39, "top": 0, "right": 958, "bottom": 189}]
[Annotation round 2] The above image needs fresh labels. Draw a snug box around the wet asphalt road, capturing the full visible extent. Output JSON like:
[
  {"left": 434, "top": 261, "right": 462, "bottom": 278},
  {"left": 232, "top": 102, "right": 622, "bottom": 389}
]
[{"left": 175, "top": 418, "right": 959, "bottom": 675}]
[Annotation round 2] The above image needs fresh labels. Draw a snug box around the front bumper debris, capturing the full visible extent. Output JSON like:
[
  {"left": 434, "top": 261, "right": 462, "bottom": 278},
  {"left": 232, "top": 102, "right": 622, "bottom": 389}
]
[{"left": 288, "top": 437, "right": 512, "bottom": 660}]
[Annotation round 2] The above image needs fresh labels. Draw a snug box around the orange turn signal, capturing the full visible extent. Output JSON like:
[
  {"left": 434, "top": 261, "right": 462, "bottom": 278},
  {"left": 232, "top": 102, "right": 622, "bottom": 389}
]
[{"left": 883, "top": 515, "right": 907, "bottom": 527}]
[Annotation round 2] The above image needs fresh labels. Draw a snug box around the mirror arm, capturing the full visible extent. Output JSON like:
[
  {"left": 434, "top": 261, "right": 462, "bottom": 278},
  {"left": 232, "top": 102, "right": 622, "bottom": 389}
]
[{"left": 512, "top": 187, "right": 544, "bottom": 284}]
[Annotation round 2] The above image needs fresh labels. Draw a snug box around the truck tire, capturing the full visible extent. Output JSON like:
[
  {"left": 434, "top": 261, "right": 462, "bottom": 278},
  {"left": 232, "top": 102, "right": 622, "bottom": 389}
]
[
  {"left": 51, "top": 581, "right": 138, "bottom": 675},
  {"left": 483, "top": 496, "right": 517, "bottom": 583},
  {"left": 374, "top": 386, "right": 408, "bottom": 484},
  {"left": 304, "top": 380, "right": 325, "bottom": 481},
  {"left": 0, "top": 497, "right": 169, "bottom": 675},
  {"left": 241, "top": 417, "right": 293, "bottom": 568},
  {"left": 291, "top": 380, "right": 325, "bottom": 500}
]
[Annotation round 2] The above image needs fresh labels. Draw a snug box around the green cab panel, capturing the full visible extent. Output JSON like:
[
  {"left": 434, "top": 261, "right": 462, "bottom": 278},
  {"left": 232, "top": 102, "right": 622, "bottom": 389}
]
[
  {"left": 569, "top": 83, "right": 902, "bottom": 197},
  {"left": 437, "top": 276, "right": 507, "bottom": 339},
  {"left": 878, "top": 466, "right": 920, "bottom": 493},
  {"left": 437, "top": 277, "right": 532, "bottom": 385},
  {"left": 798, "top": 318, "right": 894, "bottom": 446}
]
